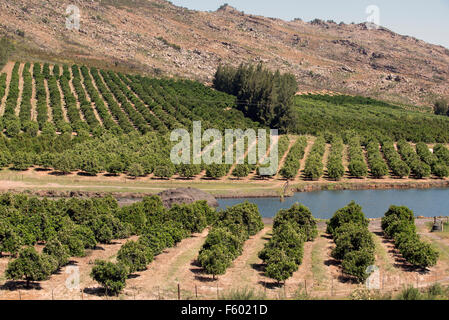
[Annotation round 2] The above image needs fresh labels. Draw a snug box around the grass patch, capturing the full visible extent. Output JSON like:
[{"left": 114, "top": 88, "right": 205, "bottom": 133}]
[
  {"left": 156, "top": 37, "right": 181, "bottom": 51},
  {"left": 245, "top": 229, "right": 271, "bottom": 268},
  {"left": 219, "top": 287, "right": 267, "bottom": 300},
  {"left": 373, "top": 234, "right": 395, "bottom": 273},
  {"left": 310, "top": 233, "right": 327, "bottom": 287}
]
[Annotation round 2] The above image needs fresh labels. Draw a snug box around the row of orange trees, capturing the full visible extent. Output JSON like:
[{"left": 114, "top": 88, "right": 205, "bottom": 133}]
[
  {"left": 258, "top": 204, "right": 317, "bottom": 283},
  {"left": 327, "top": 136, "right": 345, "bottom": 180},
  {"left": 327, "top": 201, "right": 375, "bottom": 282},
  {"left": 303, "top": 136, "right": 326, "bottom": 180},
  {"left": 0, "top": 192, "right": 216, "bottom": 295},
  {"left": 279, "top": 136, "right": 308, "bottom": 179},
  {"left": 381, "top": 206, "right": 438, "bottom": 268},
  {"left": 197, "top": 202, "right": 264, "bottom": 279}
]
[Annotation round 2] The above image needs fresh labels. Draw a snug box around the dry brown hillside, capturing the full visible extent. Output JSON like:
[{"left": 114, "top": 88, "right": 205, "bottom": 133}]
[{"left": 1, "top": 0, "right": 448, "bottom": 106}]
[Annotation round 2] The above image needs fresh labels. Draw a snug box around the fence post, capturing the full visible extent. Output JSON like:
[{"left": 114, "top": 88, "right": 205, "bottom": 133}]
[
  {"left": 19, "top": 290, "right": 21, "bottom": 300},
  {"left": 304, "top": 279, "right": 307, "bottom": 295},
  {"left": 195, "top": 285, "right": 198, "bottom": 298},
  {"left": 216, "top": 284, "right": 219, "bottom": 299},
  {"left": 178, "top": 283, "right": 181, "bottom": 300}
]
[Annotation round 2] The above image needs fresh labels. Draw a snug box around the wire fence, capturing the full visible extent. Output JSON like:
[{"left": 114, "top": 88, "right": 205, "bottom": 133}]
[{"left": 3, "top": 273, "right": 449, "bottom": 300}]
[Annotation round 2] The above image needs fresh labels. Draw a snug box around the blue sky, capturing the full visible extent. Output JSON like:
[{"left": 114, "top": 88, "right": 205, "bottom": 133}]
[{"left": 170, "top": 0, "right": 449, "bottom": 48}]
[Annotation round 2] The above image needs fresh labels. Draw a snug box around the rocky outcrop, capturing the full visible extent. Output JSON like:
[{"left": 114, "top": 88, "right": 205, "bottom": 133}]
[
  {"left": 1, "top": 0, "right": 448, "bottom": 106},
  {"left": 157, "top": 187, "right": 218, "bottom": 208}
]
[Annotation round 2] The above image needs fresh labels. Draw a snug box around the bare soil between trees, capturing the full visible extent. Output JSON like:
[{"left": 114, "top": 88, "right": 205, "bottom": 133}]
[{"left": 1, "top": 218, "right": 448, "bottom": 300}]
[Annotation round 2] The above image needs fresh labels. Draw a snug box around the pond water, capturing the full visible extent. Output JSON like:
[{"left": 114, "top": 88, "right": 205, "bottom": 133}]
[{"left": 217, "top": 188, "right": 449, "bottom": 219}]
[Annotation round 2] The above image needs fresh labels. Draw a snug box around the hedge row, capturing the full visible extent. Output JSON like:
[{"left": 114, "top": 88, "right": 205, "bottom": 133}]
[
  {"left": 101, "top": 70, "right": 151, "bottom": 134},
  {"left": 397, "top": 140, "right": 431, "bottom": 179},
  {"left": 279, "top": 136, "right": 308, "bottom": 179},
  {"left": 3, "top": 62, "right": 20, "bottom": 116},
  {"left": 59, "top": 69, "right": 83, "bottom": 130},
  {"left": 366, "top": 140, "right": 389, "bottom": 178},
  {"left": 149, "top": 79, "right": 193, "bottom": 128},
  {"left": 47, "top": 75, "right": 71, "bottom": 133},
  {"left": 198, "top": 202, "right": 263, "bottom": 279},
  {"left": 327, "top": 201, "right": 375, "bottom": 282},
  {"left": 327, "top": 136, "right": 345, "bottom": 180},
  {"left": 18, "top": 63, "right": 32, "bottom": 123},
  {"left": 1, "top": 193, "right": 216, "bottom": 295},
  {"left": 33, "top": 63, "right": 49, "bottom": 129},
  {"left": 115, "top": 73, "right": 167, "bottom": 133},
  {"left": 142, "top": 77, "right": 191, "bottom": 128},
  {"left": 90, "top": 67, "right": 134, "bottom": 133},
  {"left": 258, "top": 204, "right": 317, "bottom": 283},
  {"left": 381, "top": 140, "right": 410, "bottom": 178},
  {"left": 0, "top": 73, "right": 7, "bottom": 101},
  {"left": 71, "top": 65, "right": 101, "bottom": 130},
  {"left": 79, "top": 66, "right": 119, "bottom": 132},
  {"left": 416, "top": 142, "right": 449, "bottom": 178},
  {"left": 127, "top": 74, "right": 180, "bottom": 130},
  {"left": 381, "top": 205, "right": 438, "bottom": 269},
  {"left": 434, "top": 144, "right": 449, "bottom": 167},
  {"left": 303, "top": 136, "right": 326, "bottom": 180},
  {"left": 347, "top": 136, "right": 368, "bottom": 178}
]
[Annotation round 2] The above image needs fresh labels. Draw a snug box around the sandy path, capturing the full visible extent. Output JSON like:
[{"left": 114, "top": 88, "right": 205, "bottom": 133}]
[
  {"left": 68, "top": 66, "right": 85, "bottom": 122},
  {"left": 296, "top": 136, "right": 315, "bottom": 180},
  {"left": 284, "top": 240, "right": 315, "bottom": 297},
  {"left": 123, "top": 229, "right": 209, "bottom": 300},
  {"left": 369, "top": 219, "right": 446, "bottom": 292},
  {"left": 274, "top": 136, "right": 297, "bottom": 179},
  {"left": 79, "top": 67, "right": 103, "bottom": 125},
  {"left": 30, "top": 64, "right": 37, "bottom": 121},
  {"left": 308, "top": 231, "right": 330, "bottom": 292},
  {"left": 15, "top": 62, "right": 24, "bottom": 116},
  {"left": 321, "top": 143, "right": 331, "bottom": 180},
  {"left": 43, "top": 78, "right": 52, "bottom": 122},
  {"left": 56, "top": 76, "right": 70, "bottom": 122},
  {"left": 207, "top": 227, "right": 271, "bottom": 298},
  {"left": 0, "top": 61, "right": 14, "bottom": 116}
]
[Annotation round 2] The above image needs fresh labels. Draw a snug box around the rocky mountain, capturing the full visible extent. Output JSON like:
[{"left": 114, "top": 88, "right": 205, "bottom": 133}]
[{"left": 1, "top": 0, "right": 448, "bottom": 106}]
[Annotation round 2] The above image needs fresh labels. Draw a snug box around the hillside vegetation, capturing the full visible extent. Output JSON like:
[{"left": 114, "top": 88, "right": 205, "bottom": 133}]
[{"left": 294, "top": 94, "right": 449, "bottom": 143}]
